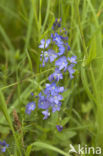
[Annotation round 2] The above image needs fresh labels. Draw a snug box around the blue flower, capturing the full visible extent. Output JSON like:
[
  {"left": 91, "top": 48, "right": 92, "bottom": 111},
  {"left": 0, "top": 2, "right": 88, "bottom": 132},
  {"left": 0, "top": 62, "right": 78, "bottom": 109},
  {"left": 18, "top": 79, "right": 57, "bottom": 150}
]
[
  {"left": 40, "top": 50, "right": 58, "bottom": 67},
  {"left": 59, "top": 86, "right": 64, "bottom": 93},
  {"left": 31, "top": 92, "right": 34, "bottom": 96},
  {"left": 41, "top": 60, "right": 45, "bottom": 67},
  {"left": 47, "top": 82, "right": 64, "bottom": 94},
  {"left": 55, "top": 56, "right": 68, "bottom": 70},
  {"left": 39, "top": 39, "right": 51, "bottom": 49},
  {"left": 52, "top": 102, "right": 62, "bottom": 113},
  {"left": 60, "top": 36, "right": 68, "bottom": 41},
  {"left": 48, "top": 49, "right": 58, "bottom": 62},
  {"left": 26, "top": 102, "right": 36, "bottom": 114},
  {"left": 68, "top": 56, "right": 77, "bottom": 64},
  {"left": 38, "top": 83, "right": 64, "bottom": 114},
  {"left": 38, "top": 93, "right": 50, "bottom": 109},
  {"left": 40, "top": 51, "right": 49, "bottom": 65},
  {"left": 45, "top": 82, "right": 63, "bottom": 96},
  {"left": 56, "top": 125, "right": 63, "bottom": 132},
  {"left": 48, "top": 68, "right": 63, "bottom": 82},
  {"left": 68, "top": 64, "right": 75, "bottom": 79},
  {"left": 0, "top": 141, "right": 9, "bottom": 152},
  {"left": 58, "top": 45, "right": 65, "bottom": 56},
  {"left": 42, "top": 110, "right": 50, "bottom": 120},
  {"left": 45, "top": 82, "right": 58, "bottom": 95},
  {"left": 50, "top": 94, "right": 63, "bottom": 104},
  {"left": 52, "top": 18, "right": 62, "bottom": 30},
  {"left": 67, "top": 45, "right": 71, "bottom": 51},
  {"left": 65, "top": 43, "right": 70, "bottom": 51},
  {"left": 52, "top": 33, "right": 63, "bottom": 45}
]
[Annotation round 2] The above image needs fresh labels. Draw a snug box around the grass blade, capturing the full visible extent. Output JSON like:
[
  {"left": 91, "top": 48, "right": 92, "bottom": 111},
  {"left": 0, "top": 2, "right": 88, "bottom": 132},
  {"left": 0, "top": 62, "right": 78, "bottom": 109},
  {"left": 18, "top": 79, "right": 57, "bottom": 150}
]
[
  {"left": 25, "top": 141, "right": 70, "bottom": 156},
  {"left": 0, "top": 90, "right": 22, "bottom": 155}
]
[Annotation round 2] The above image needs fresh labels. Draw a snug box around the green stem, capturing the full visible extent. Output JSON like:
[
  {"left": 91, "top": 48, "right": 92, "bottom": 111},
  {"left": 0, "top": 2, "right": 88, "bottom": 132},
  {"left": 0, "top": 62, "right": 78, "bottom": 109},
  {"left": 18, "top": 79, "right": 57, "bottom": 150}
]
[
  {"left": 74, "top": 0, "right": 88, "bottom": 57},
  {"left": 39, "top": 0, "right": 42, "bottom": 32},
  {"left": 41, "top": 0, "right": 51, "bottom": 33},
  {"left": 0, "top": 90, "right": 22, "bottom": 156}
]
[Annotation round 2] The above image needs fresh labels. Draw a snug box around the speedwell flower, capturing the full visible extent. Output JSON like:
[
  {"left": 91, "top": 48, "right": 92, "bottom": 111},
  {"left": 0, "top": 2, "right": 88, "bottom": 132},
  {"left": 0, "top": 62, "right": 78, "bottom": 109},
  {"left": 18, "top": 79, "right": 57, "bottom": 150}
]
[
  {"left": 49, "top": 93, "right": 63, "bottom": 104},
  {"left": 45, "top": 82, "right": 64, "bottom": 96},
  {"left": 42, "top": 110, "right": 50, "bottom": 120},
  {"left": 56, "top": 125, "right": 63, "bottom": 132},
  {"left": 52, "top": 33, "right": 63, "bottom": 45},
  {"left": 40, "top": 50, "right": 58, "bottom": 67},
  {"left": 55, "top": 56, "right": 68, "bottom": 70},
  {"left": 26, "top": 102, "right": 36, "bottom": 114},
  {"left": 48, "top": 49, "right": 58, "bottom": 62},
  {"left": 48, "top": 68, "right": 63, "bottom": 82},
  {"left": 40, "top": 51, "right": 49, "bottom": 63},
  {"left": 38, "top": 93, "right": 50, "bottom": 109},
  {"left": 0, "top": 141, "right": 9, "bottom": 152},
  {"left": 68, "top": 56, "right": 77, "bottom": 64},
  {"left": 52, "top": 18, "right": 62, "bottom": 30},
  {"left": 52, "top": 102, "right": 62, "bottom": 113},
  {"left": 68, "top": 64, "right": 75, "bottom": 79},
  {"left": 39, "top": 39, "right": 51, "bottom": 49},
  {"left": 58, "top": 45, "right": 65, "bottom": 56}
]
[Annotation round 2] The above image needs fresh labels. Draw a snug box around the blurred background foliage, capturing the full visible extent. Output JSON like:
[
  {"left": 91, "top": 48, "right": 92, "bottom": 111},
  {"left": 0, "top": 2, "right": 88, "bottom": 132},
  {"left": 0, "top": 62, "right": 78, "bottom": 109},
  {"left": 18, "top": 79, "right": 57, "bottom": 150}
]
[{"left": 0, "top": 0, "right": 103, "bottom": 155}]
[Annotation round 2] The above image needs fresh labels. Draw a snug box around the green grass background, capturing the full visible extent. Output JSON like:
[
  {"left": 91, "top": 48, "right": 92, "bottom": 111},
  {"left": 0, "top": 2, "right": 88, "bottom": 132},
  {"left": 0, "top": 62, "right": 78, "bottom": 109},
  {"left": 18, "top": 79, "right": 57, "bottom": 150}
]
[{"left": 0, "top": 0, "right": 103, "bottom": 155}]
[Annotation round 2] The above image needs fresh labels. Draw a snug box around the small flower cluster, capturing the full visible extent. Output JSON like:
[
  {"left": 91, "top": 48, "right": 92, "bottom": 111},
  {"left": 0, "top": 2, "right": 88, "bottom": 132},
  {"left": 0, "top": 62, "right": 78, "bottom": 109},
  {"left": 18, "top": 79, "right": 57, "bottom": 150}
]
[
  {"left": 26, "top": 102, "right": 36, "bottom": 114},
  {"left": 25, "top": 19, "right": 77, "bottom": 126},
  {"left": 39, "top": 20, "right": 77, "bottom": 79},
  {"left": 38, "top": 82, "right": 64, "bottom": 119},
  {"left": 0, "top": 140, "right": 9, "bottom": 153}
]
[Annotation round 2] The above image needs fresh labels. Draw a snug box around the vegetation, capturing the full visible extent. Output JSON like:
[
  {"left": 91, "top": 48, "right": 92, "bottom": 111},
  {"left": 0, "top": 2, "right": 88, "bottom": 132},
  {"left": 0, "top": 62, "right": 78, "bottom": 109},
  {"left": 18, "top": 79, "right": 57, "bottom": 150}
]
[{"left": 0, "top": 0, "right": 103, "bottom": 155}]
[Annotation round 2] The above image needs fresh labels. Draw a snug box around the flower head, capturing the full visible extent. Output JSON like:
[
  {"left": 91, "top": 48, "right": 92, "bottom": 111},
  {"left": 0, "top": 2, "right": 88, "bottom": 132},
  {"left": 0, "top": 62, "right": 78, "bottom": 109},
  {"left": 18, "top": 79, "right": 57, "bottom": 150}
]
[
  {"left": 38, "top": 93, "right": 50, "bottom": 109},
  {"left": 31, "top": 92, "right": 34, "bottom": 96},
  {"left": 55, "top": 56, "right": 68, "bottom": 70},
  {"left": 52, "top": 33, "right": 63, "bottom": 45},
  {"left": 68, "top": 56, "right": 77, "bottom": 64},
  {"left": 26, "top": 102, "right": 36, "bottom": 114},
  {"left": 40, "top": 50, "right": 58, "bottom": 67},
  {"left": 0, "top": 141, "right": 9, "bottom": 152},
  {"left": 37, "top": 82, "right": 64, "bottom": 115},
  {"left": 42, "top": 110, "right": 50, "bottom": 120},
  {"left": 49, "top": 93, "right": 63, "bottom": 105},
  {"left": 45, "top": 82, "right": 58, "bottom": 95},
  {"left": 48, "top": 49, "right": 58, "bottom": 62},
  {"left": 58, "top": 45, "right": 65, "bottom": 56},
  {"left": 65, "top": 42, "right": 71, "bottom": 51},
  {"left": 68, "top": 64, "right": 75, "bottom": 79},
  {"left": 40, "top": 51, "right": 48, "bottom": 62},
  {"left": 52, "top": 102, "right": 62, "bottom": 113},
  {"left": 56, "top": 125, "right": 63, "bottom": 132},
  {"left": 52, "top": 18, "right": 62, "bottom": 30},
  {"left": 48, "top": 68, "right": 63, "bottom": 82},
  {"left": 39, "top": 39, "right": 51, "bottom": 49},
  {"left": 45, "top": 82, "right": 64, "bottom": 96}
]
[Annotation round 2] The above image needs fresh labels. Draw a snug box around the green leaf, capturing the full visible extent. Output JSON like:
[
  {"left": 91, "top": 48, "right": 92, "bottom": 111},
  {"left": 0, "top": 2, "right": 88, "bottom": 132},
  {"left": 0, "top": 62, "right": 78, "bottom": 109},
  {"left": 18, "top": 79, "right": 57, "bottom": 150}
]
[
  {"left": 61, "top": 117, "right": 70, "bottom": 126},
  {"left": 87, "top": 37, "right": 97, "bottom": 65},
  {"left": 25, "top": 141, "right": 70, "bottom": 156},
  {"left": 56, "top": 131, "right": 77, "bottom": 141}
]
